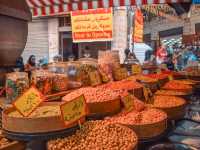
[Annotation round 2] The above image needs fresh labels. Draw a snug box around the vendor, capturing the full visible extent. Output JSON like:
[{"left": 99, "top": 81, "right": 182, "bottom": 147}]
[{"left": 25, "top": 55, "right": 36, "bottom": 77}]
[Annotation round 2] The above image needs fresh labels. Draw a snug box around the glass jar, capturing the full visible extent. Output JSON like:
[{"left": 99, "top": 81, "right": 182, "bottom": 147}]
[{"left": 6, "top": 72, "right": 29, "bottom": 103}]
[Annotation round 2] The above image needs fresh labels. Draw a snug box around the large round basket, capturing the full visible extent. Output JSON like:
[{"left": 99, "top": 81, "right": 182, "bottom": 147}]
[
  {"left": 155, "top": 104, "right": 186, "bottom": 120},
  {"left": 87, "top": 97, "right": 121, "bottom": 117},
  {"left": 127, "top": 118, "right": 167, "bottom": 140},
  {"left": 2, "top": 102, "right": 85, "bottom": 134}
]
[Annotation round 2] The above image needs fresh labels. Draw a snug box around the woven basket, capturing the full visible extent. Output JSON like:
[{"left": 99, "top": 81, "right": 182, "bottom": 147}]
[
  {"left": 155, "top": 103, "right": 186, "bottom": 120},
  {"left": 2, "top": 102, "right": 85, "bottom": 133},
  {"left": 126, "top": 119, "right": 167, "bottom": 140},
  {"left": 87, "top": 97, "right": 121, "bottom": 117}
]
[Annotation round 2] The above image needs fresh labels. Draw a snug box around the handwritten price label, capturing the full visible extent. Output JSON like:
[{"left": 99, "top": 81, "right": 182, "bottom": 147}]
[
  {"left": 60, "top": 95, "right": 87, "bottom": 126},
  {"left": 89, "top": 71, "right": 102, "bottom": 86},
  {"left": 13, "top": 87, "right": 44, "bottom": 117},
  {"left": 143, "top": 87, "right": 153, "bottom": 103},
  {"left": 121, "top": 94, "right": 134, "bottom": 112},
  {"left": 132, "top": 64, "right": 142, "bottom": 74}
]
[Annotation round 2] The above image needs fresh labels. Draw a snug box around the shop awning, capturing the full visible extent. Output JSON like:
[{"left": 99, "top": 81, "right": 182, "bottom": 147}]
[{"left": 26, "top": 0, "right": 189, "bottom": 17}]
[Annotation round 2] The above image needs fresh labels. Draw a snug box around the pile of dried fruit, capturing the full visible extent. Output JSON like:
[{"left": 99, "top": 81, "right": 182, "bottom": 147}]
[
  {"left": 105, "top": 108, "right": 167, "bottom": 125},
  {"left": 8, "top": 105, "right": 60, "bottom": 118},
  {"left": 162, "top": 81, "right": 193, "bottom": 92},
  {"left": 48, "top": 120, "right": 138, "bottom": 150},
  {"left": 62, "top": 87, "right": 121, "bottom": 103},
  {"left": 153, "top": 96, "right": 186, "bottom": 108},
  {"left": 155, "top": 90, "right": 190, "bottom": 96}
]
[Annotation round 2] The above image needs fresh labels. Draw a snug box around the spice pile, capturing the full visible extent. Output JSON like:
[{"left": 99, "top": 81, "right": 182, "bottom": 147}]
[
  {"left": 101, "top": 80, "right": 142, "bottom": 91},
  {"left": 48, "top": 120, "right": 138, "bottom": 150},
  {"left": 162, "top": 81, "right": 192, "bottom": 92},
  {"left": 153, "top": 96, "right": 186, "bottom": 108},
  {"left": 105, "top": 108, "right": 167, "bottom": 125},
  {"left": 155, "top": 90, "right": 190, "bottom": 96}
]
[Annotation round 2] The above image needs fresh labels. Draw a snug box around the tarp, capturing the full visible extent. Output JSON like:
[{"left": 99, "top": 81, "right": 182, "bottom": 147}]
[{"left": 26, "top": 0, "right": 190, "bottom": 17}]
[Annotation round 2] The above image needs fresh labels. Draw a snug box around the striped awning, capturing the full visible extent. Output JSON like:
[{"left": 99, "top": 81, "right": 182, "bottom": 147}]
[{"left": 26, "top": 0, "right": 189, "bottom": 17}]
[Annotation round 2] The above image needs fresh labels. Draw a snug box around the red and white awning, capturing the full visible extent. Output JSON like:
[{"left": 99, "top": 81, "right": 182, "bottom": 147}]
[{"left": 26, "top": 0, "right": 190, "bottom": 17}]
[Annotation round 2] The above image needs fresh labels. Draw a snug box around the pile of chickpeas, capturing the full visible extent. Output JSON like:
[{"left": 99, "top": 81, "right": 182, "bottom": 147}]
[{"left": 48, "top": 121, "right": 138, "bottom": 150}]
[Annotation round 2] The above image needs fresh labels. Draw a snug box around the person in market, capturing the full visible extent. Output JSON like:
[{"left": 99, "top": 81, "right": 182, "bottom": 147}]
[
  {"left": 25, "top": 55, "right": 36, "bottom": 78},
  {"left": 15, "top": 56, "right": 24, "bottom": 72},
  {"left": 156, "top": 45, "right": 168, "bottom": 64}
]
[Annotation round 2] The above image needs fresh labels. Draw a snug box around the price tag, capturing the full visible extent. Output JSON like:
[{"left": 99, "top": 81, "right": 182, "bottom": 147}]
[
  {"left": 132, "top": 64, "right": 142, "bottom": 74},
  {"left": 114, "top": 68, "right": 128, "bottom": 81},
  {"left": 13, "top": 87, "right": 44, "bottom": 117},
  {"left": 121, "top": 94, "right": 134, "bottom": 112},
  {"left": 60, "top": 95, "right": 87, "bottom": 126},
  {"left": 168, "top": 75, "right": 173, "bottom": 81},
  {"left": 89, "top": 71, "right": 102, "bottom": 86},
  {"left": 143, "top": 87, "right": 153, "bottom": 102}
]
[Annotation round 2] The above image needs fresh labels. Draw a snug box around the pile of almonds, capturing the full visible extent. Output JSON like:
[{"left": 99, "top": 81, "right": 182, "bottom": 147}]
[
  {"left": 48, "top": 121, "right": 138, "bottom": 150},
  {"left": 153, "top": 96, "right": 186, "bottom": 108},
  {"left": 105, "top": 108, "right": 167, "bottom": 125},
  {"left": 62, "top": 87, "right": 121, "bottom": 103}
]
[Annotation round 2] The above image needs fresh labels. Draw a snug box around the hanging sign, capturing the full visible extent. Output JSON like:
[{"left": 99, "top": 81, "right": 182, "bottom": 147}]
[
  {"left": 71, "top": 8, "right": 113, "bottom": 42},
  {"left": 132, "top": 64, "right": 142, "bottom": 74},
  {"left": 60, "top": 95, "right": 87, "bottom": 126},
  {"left": 121, "top": 94, "right": 134, "bottom": 112},
  {"left": 133, "top": 9, "right": 143, "bottom": 43},
  {"left": 13, "top": 87, "right": 44, "bottom": 117}
]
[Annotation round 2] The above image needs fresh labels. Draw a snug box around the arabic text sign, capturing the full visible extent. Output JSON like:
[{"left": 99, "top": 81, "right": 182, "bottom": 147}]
[
  {"left": 60, "top": 95, "right": 87, "bottom": 126},
  {"left": 133, "top": 9, "right": 143, "bottom": 43},
  {"left": 71, "top": 8, "right": 113, "bottom": 42},
  {"left": 13, "top": 87, "right": 44, "bottom": 117}
]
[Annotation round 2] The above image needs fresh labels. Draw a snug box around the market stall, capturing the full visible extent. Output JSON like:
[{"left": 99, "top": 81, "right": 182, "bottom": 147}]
[{"left": 1, "top": 1, "right": 200, "bottom": 150}]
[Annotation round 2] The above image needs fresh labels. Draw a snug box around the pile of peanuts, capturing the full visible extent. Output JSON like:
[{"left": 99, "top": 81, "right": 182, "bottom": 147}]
[
  {"left": 153, "top": 96, "right": 186, "bottom": 108},
  {"left": 62, "top": 87, "right": 121, "bottom": 103},
  {"left": 105, "top": 108, "right": 167, "bottom": 125},
  {"left": 48, "top": 121, "right": 138, "bottom": 150}
]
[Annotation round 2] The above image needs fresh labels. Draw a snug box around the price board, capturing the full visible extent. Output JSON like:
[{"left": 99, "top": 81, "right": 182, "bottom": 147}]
[
  {"left": 121, "top": 94, "right": 134, "bottom": 112},
  {"left": 132, "top": 64, "right": 142, "bottom": 74},
  {"left": 89, "top": 71, "right": 102, "bottom": 86},
  {"left": 13, "top": 87, "right": 44, "bottom": 117},
  {"left": 114, "top": 68, "right": 128, "bottom": 81},
  {"left": 60, "top": 95, "right": 87, "bottom": 126}
]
